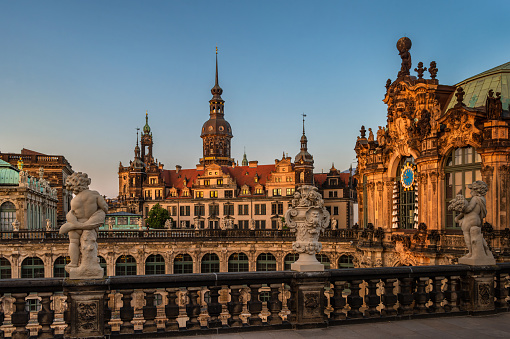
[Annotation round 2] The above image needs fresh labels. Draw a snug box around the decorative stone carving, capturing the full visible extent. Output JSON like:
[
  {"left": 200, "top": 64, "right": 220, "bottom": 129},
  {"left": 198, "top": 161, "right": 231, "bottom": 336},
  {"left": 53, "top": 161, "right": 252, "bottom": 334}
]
[
  {"left": 107, "top": 219, "right": 114, "bottom": 230},
  {"left": 285, "top": 185, "right": 330, "bottom": 271},
  {"left": 331, "top": 218, "right": 337, "bottom": 230},
  {"left": 12, "top": 219, "right": 20, "bottom": 232},
  {"left": 59, "top": 172, "right": 108, "bottom": 279},
  {"left": 249, "top": 219, "right": 255, "bottom": 231},
  {"left": 448, "top": 181, "right": 495, "bottom": 265},
  {"left": 397, "top": 37, "right": 412, "bottom": 78},
  {"left": 429, "top": 61, "right": 438, "bottom": 79},
  {"left": 139, "top": 218, "right": 145, "bottom": 230},
  {"left": 46, "top": 218, "right": 51, "bottom": 231}
]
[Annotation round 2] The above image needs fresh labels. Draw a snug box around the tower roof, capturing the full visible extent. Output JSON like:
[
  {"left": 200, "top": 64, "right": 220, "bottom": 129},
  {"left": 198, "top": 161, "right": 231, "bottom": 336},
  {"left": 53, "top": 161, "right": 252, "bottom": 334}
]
[
  {"left": 143, "top": 111, "right": 151, "bottom": 134},
  {"left": 0, "top": 159, "right": 19, "bottom": 185}
]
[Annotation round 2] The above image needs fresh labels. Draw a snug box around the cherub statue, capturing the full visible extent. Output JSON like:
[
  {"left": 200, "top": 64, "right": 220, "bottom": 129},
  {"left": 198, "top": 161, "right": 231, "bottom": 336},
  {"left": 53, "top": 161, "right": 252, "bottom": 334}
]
[
  {"left": 448, "top": 181, "right": 495, "bottom": 265},
  {"left": 59, "top": 172, "right": 108, "bottom": 278}
]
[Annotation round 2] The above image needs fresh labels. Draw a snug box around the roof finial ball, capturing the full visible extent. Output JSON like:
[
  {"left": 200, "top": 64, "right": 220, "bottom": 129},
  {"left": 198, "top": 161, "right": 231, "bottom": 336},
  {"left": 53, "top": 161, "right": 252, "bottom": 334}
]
[{"left": 396, "top": 37, "right": 412, "bottom": 78}]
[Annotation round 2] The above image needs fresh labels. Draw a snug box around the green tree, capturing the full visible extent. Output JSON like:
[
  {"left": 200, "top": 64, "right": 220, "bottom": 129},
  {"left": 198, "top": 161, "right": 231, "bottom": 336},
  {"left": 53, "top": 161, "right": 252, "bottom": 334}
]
[{"left": 146, "top": 203, "right": 171, "bottom": 229}]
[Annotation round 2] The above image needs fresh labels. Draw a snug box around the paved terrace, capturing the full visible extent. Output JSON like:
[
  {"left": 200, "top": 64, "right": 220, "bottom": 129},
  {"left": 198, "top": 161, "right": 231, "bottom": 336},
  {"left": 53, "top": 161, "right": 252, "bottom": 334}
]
[{"left": 171, "top": 313, "right": 510, "bottom": 338}]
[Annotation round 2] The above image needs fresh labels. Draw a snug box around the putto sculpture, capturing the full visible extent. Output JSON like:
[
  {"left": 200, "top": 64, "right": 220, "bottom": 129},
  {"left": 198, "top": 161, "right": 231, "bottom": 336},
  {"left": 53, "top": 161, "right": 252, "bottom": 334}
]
[
  {"left": 448, "top": 180, "right": 495, "bottom": 265},
  {"left": 59, "top": 172, "right": 108, "bottom": 279},
  {"left": 285, "top": 185, "right": 330, "bottom": 271}
]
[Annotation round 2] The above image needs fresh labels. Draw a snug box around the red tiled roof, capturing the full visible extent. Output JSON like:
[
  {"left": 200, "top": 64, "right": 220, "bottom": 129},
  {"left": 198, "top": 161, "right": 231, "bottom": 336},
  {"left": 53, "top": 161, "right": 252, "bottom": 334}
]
[
  {"left": 161, "top": 164, "right": 277, "bottom": 198},
  {"left": 314, "top": 173, "right": 327, "bottom": 187}
]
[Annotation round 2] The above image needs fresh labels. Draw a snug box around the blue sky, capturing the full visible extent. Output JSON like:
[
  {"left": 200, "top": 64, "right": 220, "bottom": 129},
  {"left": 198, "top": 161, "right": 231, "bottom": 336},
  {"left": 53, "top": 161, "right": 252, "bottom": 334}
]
[{"left": 1, "top": 1, "right": 509, "bottom": 198}]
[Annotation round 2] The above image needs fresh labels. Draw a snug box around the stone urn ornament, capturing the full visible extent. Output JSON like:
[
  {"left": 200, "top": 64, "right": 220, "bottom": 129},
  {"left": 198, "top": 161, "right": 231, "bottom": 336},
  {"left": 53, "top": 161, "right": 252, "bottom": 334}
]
[
  {"left": 285, "top": 185, "right": 330, "bottom": 271},
  {"left": 448, "top": 180, "right": 495, "bottom": 265}
]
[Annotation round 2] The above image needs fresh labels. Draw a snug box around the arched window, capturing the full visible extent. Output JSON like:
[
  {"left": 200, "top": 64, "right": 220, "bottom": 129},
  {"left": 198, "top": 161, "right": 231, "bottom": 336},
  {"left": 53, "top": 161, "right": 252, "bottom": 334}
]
[
  {"left": 115, "top": 255, "right": 137, "bottom": 276},
  {"left": 201, "top": 253, "right": 220, "bottom": 273},
  {"left": 0, "top": 201, "right": 16, "bottom": 231},
  {"left": 395, "top": 156, "right": 416, "bottom": 229},
  {"left": 228, "top": 253, "right": 249, "bottom": 272},
  {"left": 338, "top": 255, "right": 354, "bottom": 268},
  {"left": 316, "top": 253, "right": 331, "bottom": 269},
  {"left": 21, "top": 257, "right": 45, "bottom": 278},
  {"left": 445, "top": 146, "right": 482, "bottom": 228},
  {"left": 53, "top": 256, "right": 70, "bottom": 278},
  {"left": 145, "top": 254, "right": 165, "bottom": 275},
  {"left": 98, "top": 256, "right": 107, "bottom": 277},
  {"left": 174, "top": 254, "right": 193, "bottom": 274},
  {"left": 256, "top": 253, "right": 276, "bottom": 271},
  {"left": 0, "top": 257, "right": 11, "bottom": 279},
  {"left": 284, "top": 253, "right": 299, "bottom": 271}
]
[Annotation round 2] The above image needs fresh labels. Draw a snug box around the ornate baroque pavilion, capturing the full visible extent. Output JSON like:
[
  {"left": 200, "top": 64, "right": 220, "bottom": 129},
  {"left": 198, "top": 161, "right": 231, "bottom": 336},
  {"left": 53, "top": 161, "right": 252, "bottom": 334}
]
[{"left": 354, "top": 37, "right": 510, "bottom": 266}]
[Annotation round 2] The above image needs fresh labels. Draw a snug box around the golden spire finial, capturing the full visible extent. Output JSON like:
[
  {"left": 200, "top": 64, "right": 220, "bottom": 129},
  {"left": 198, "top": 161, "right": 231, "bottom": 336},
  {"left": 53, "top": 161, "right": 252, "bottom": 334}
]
[
  {"left": 216, "top": 45, "right": 218, "bottom": 55},
  {"left": 146, "top": 109, "right": 148, "bottom": 117}
]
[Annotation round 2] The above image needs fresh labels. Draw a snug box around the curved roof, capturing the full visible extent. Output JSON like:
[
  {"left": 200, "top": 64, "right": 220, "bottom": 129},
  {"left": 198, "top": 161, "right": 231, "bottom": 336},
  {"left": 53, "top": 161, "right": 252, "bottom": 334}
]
[
  {"left": 0, "top": 159, "right": 19, "bottom": 185},
  {"left": 445, "top": 61, "right": 510, "bottom": 112}
]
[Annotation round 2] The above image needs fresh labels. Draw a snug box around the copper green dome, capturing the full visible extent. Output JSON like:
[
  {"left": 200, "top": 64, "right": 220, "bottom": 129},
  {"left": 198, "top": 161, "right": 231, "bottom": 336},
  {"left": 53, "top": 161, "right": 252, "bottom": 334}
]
[
  {"left": 0, "top": 159, "right": 19, "bottom": 185},
  {"left": 445, "top": 61, "right": 510, "bottom": 114}
]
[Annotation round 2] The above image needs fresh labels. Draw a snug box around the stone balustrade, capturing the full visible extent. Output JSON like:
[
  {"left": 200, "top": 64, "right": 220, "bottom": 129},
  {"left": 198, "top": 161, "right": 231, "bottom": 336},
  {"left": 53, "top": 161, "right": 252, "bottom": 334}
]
[{"left": 0, "top": 264, "right": 509, "bottom": 338}]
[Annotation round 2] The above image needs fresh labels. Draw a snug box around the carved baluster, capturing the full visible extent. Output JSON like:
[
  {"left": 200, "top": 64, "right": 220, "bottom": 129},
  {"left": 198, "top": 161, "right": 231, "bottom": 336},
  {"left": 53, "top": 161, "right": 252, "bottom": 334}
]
[
  {"left": 104, "top": 292, "right": 112, "bottom": 335},
  {"left": 330, "top": 281, "right": 346, "bottom": 320},
  {"left": 287, "top": 282, "right": 297, "bottom": 324},
  {"left": 0, "top": 292, "right": 4, "bottom": 338},
  {"left": 398, "top": 277, "right": 413, "bottom": 315},
  {"left": 381, "top": 278, "right": 397, "bottom": 316},
  {"left": 460, "top": 276, "right": 471, "bottom": 312},
  {"left": 11, "top": 293, "right": 29, "bottom": 339},
  {"left": 186, "top": 287, "right": 201, "bottom": 330},
  {"left": 365, "top": 279, "right": 380, "bottom": 317},
  {"left": 143, "top": 289, "right": 157, "bottom": 333},
  {"left": 495, "top": 273, "right": 509, "bottom": 310},
  {"left": 119, "top": 290, "right": 134, "bottom": 334},
  {"left": 37, "top": 292, "right": 54, "bottom": 338},
  {"left": 165, "top": 288, "right": 179, "bottom": 331},
  {"left": 227, "top": 285, "right": 243, "bottom": 327},
  {"left": 444, "top": 275, "right": 461, "bottom": 313},
  {"left": 347, "top": 280, "right": 363, "bottom": 318},
  {"left": 247, "top": 284, "right": 262, "bottom": 326},
  {"left": 428, "top": 276, "right": 445, "bottom": 313},
  {"left": 414, "top": 277, "right": 429, "bottom": 314},
  {"left": 268, "top": 284, "right": 282, "bottom": 325},
  {"left": 207, "top": 286, "right": 222, "bottom": 328}
]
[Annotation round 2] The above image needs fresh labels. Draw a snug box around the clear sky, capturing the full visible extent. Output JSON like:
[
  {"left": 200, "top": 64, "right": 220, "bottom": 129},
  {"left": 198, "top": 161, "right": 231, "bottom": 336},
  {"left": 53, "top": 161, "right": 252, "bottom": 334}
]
[{"left": 1, "top": 1, "right": 509, "bottom": 198}]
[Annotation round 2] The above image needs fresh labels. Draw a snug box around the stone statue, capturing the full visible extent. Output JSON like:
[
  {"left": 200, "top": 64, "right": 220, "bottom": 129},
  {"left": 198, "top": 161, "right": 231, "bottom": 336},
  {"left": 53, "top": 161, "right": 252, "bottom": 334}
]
[
  {"left": 368, "top": 128, "right": 374, "bottom": 142},
  {"left": 376, "top": 126, "right": 386, "bottom": 146},
  {"left": 285, "top": 185, "right": 330, "bottom": 271},
  {"left": 225, "top": 218, "right": 233, "bottom": 229},
  {"left": 139, "top": 218, "right": 145, "bottom": 230},
  {"left": 194, "top": 219, "right": 200, "bottom": 230},
  {"left": 107, "top": 218, "right": 114, "bottom": 230},
  {"left": 164, "top": 219, "right": 172, "bottom": 229},
  {"left": 220, "top": 218, "right": 227, "bottom": 230},
  {"left": 249, "top": 219, "right": 255, "bottom": 230},
  {"left": 180, "top": 220, "right": 186, "bottom": 229},
  {"left": 448, "top": 181, "right": 495, "bottom": 265},
  {"left": 12, "top": 220, "right": 20, "bottom": 232},
  {"left": 59, "top": 172, "right": 108, "bottom": 279},
  {"left": 46, "top": 218, "right": 51, "bottom": 231},
  {"left": 331, "top": 218, "right": 337, "bottom": 230},
  {"left": 397, "top": 37, "right": 412, "bottom": 78}
]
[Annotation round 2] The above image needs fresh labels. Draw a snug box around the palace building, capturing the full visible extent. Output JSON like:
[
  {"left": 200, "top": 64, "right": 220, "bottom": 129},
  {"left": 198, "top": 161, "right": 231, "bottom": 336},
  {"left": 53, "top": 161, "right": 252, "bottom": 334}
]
[
  {"left": 113, "top": 52, "right": 357, "bottom": 231},
  {"left": 354, "top": 37, "right": 510, "bottom": 266}
]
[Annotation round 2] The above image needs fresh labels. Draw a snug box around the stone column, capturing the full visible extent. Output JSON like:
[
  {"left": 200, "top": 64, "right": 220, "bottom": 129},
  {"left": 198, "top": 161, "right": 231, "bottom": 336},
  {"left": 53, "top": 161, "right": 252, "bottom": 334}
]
[{"left": 64, "top": 280, "right": 107, "bottom": 338}]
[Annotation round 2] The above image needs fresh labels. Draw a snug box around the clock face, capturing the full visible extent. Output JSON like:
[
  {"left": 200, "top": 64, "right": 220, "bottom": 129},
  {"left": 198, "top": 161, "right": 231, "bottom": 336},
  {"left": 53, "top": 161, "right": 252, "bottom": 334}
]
[{"left": 401, "top": 163, "right": 415, "bottom": 189}]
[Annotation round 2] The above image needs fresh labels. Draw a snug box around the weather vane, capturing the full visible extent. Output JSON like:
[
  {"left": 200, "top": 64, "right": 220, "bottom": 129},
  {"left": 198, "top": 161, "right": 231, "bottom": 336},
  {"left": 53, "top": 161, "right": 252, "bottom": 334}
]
[
  {"left": 302, "top": 112, "right": 307, "bottom": 135},
  {"left": 216, "top": 45, "right": 218, "bottom": 55}
]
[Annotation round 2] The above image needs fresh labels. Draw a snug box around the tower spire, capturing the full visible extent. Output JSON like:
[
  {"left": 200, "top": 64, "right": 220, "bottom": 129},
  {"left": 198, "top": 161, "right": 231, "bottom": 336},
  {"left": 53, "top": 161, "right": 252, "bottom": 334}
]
[
  {"left": 302, "top": 112, "right": 306, "bottom": 136},
  {"left": 215, "top": 46, "right": 219, "bottom": 87}
]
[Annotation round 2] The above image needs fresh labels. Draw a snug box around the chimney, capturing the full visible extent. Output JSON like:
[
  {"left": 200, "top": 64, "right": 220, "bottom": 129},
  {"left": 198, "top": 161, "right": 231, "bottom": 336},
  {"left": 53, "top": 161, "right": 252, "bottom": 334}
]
[{"left": 176, "top": 165, "right": 182, "bottom": 173}]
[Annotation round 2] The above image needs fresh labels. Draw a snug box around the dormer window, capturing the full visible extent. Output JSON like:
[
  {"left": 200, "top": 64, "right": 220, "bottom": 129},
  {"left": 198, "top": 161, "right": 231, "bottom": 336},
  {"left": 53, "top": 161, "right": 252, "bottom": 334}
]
[
  {"left": 204, "top": 180, "right": 210, "bottom": 186},
  {"left": 217, "top": 179, "right": 223, "bottom": 185}
]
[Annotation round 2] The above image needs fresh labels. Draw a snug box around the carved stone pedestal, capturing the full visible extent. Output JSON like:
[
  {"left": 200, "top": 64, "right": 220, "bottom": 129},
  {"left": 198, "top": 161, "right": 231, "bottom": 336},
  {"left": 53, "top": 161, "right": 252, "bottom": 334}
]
[
  {"left": 291, "top": 253, "right": 324, "bottom": 272},
  {"left": 291, "top": 275, "right": 327, "bottom": 325},
  {"left": 64, "top": 280, "right": 107, "bottom": 338},
  {"left": 462, "top": 270, "right": 495, "bottom": 313}
]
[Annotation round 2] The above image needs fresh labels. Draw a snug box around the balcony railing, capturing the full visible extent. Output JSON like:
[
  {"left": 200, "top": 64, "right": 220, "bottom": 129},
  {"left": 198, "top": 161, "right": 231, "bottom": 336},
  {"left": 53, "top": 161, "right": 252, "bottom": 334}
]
[{"left": 0, "top": 264, "right": 509, "bottom": 338}]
